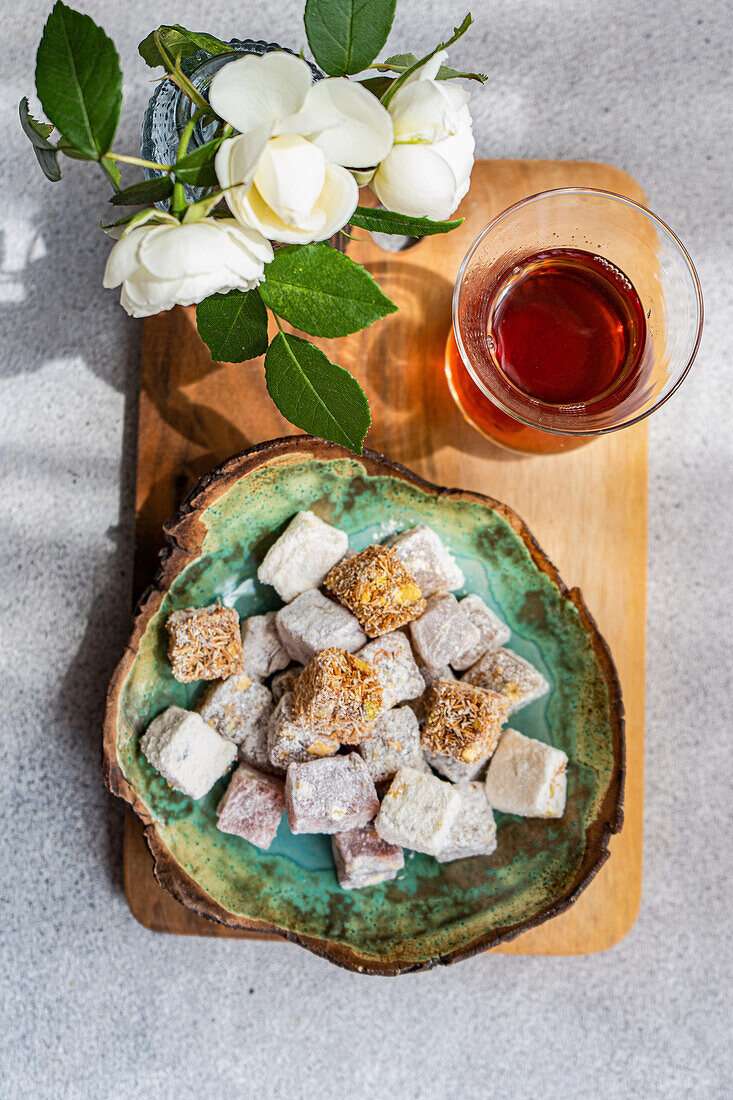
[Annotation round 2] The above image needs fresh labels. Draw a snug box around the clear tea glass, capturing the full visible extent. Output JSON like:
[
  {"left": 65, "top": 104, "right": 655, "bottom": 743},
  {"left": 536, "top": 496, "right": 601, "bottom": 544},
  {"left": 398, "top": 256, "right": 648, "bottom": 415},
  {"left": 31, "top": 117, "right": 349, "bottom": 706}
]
[{"left": 446, "top": 188, "right": 703, "bottom": 454}]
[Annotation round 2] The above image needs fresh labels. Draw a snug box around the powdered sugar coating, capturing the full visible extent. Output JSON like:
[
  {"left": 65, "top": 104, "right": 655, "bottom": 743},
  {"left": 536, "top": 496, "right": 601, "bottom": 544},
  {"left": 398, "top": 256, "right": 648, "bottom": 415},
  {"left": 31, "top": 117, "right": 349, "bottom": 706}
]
[
  {"left": 485, "top": 728, "right": 568, "bottom": 818},
  {"left": 140, "top": 706, "right": 236, "bottom": 801},
  {"left": 463, "top": 648, "right": 550, "bottom": 713},
  {"left": 276, "top": 589, "right": 367, "bottom": 664},
  {"left": 358, "top": 706, "right": 428, "bottom": 785},
  {"left": 357, "top": 631, "right": 423, "bottom": 710},
  {"left": 216, "top": 765, "right": 285, "bottom": 849},
  {"left": 270, "top": 664, "right": 303, "bottom": 703},
  {"left": 451, "top": 595, "right": 512, "bottom": 671},
  {"left": 434, "top": 781, "right": 498, "bottom": 862},
  {"left": 375, "top": 766, "right": 461, "bottom": 855},
  {"left": 410, "top": 594, "right": 481, "bottom": 670},
  {"left": 285, "top": 754, "right": 380, "bottom": 835},
  {"left": 240, "top": 611, "right": 290, "bottom": 679},
  {"left": 386, "top": 525, "right": 464, "bottom": 597},
  {"left": 257, "top": 510, "right": 348, "bottom": 603},
  {"left": 197, "top": 673, "right": 273, "bottom": 768},
  {"left": 424, "top": 747, "right": 491, "bottom": 784},
  {"left": 332, "top": 825, "right": 404, "bottom": 889},
  {"left": 267, "top": 692, "right": 339, "bottom": 769}
]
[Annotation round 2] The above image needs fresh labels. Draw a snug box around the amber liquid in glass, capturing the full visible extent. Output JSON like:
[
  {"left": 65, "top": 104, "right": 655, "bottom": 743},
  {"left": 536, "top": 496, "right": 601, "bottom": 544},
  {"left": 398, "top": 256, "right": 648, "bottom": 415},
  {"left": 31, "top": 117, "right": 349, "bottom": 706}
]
[{"left": 448, "top": 248, "right": 647, "bottom": 453}]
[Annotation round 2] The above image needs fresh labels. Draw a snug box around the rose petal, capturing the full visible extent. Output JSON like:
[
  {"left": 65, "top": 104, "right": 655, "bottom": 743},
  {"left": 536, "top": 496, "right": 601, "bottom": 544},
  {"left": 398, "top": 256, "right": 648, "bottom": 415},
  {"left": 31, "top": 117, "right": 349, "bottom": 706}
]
[
  {"left": 309, "top": 163, "right": 359, "bottom": 240},
  {"left": 137, "top": 223, "right": 235, "bottom": 279},
  {"left": 289, "top": 78, "right": 393, "bottom": 168},
  {"left": 372, "top": 144, "right": 460, "bottom": 220},
  {"left": 218, "top": 220, "right": 274, "bottom": 266},
  {"left": 253, "top": 136, "right": 326, "bottom": 226},
  {"left": 209, "top": 52, "right": 312, "bottom": 134},
  {"left": 236, "top": 162, "right": 357, "bottom": 244},
  {"left": 119, "top": 270, "right": 184, "bottom": 317},
  {"left": 432, "top": 113, "right": 475, "bottom": 195},
  {"left": 215, "top": 126, "right": 272, "bottom": 193},
  {"left": 402, "top": 49, "right": 449, "bottom": 86},
  {"left": 388, "top": 80, "right": 467, "bottom": 144},
  {"left": 103, "top": 226, "right": 150, "bottom": 288}
]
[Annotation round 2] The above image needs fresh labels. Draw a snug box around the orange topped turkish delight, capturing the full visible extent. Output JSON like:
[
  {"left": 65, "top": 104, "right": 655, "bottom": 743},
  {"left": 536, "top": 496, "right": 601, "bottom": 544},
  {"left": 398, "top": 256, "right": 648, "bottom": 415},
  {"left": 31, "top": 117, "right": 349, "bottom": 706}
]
[
  {"left": 421, "top": 680, "right": 508, "bottom": 764},
  {"left": 324, "top": 544, "right": 425, "bottom": 636},
  {"left": 166, "top": 604, "right": 243, "bottom": 683},
  {"left": 292, "top": 647, "right": 383, "bottom": 744}
]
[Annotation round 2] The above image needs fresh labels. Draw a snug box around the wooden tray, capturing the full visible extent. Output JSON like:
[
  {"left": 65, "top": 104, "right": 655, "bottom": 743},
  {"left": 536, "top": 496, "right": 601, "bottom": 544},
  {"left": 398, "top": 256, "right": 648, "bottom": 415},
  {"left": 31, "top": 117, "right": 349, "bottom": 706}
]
[{"left": 123, "top": 159, "right": 646, "bottom": 955}]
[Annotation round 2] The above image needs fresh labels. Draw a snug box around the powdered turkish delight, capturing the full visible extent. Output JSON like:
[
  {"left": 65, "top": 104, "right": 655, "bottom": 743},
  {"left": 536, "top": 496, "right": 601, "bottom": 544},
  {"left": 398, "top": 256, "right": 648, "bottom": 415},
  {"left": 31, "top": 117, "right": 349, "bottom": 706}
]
[
  {"left": 140, "top": 706, "right": 236, "bottom": 801},
  {"left": 434, "top": 781, "right": 497, "bottom": 862},
  {"left": 464, "top": 648, "right": 549, "bottom": 713},
  {"left": 197, "top": 673, "right": 273, "bottom": 773},
  {"left": 386, "top": 525, "right": 464, "bottom": 597},
  {"left": 285, "top": 754, "right": 380, "bottom": 835},
  {"left": 216, "top": 764, "right": 285, "bottom": 849},
  {"left": 451, "top": 595, "right": 511, "bottom": 671},
  {"left": 375, "top": 766, "right": 461, "bottom": 855},
  {"left": 409, "top": 594, "right": 480, "bottom": 670},
  {"left": 240, "top": 611, "right": 290, "bottom": 679},
  {"left": 485, "top": 728, "right": 568, "bottom": 818},
  {"left": 357, "top": 631, "right": 423, "bottom": 710},
  {"left": 257, "top": 510, "right": 348, "bottom": 602},
  {"left": 267, "top": 692, "right": 339, "bottom": 769},
  {"left": 358, "top": 705, "right": 427, "bottom": 785},
  {"left": 275, "top": 589, "right": 366, "bottom": 664},
  {"left": 332, "top": 825, "right": 404, "bottom": 889}
]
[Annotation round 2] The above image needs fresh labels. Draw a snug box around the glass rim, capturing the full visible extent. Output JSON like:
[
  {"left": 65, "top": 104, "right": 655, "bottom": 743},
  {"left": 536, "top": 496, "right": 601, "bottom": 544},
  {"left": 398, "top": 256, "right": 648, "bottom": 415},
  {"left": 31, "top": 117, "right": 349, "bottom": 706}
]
[{"left": 451, "top": 186, "right": 704, "bottom": 437}]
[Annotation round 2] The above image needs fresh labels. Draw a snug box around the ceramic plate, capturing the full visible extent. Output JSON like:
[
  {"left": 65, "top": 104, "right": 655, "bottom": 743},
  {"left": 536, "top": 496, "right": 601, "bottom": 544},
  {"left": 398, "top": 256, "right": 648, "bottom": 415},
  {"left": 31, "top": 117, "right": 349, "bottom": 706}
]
[{"left": 103, "top": 438, "right": 624, "bottom": 974}]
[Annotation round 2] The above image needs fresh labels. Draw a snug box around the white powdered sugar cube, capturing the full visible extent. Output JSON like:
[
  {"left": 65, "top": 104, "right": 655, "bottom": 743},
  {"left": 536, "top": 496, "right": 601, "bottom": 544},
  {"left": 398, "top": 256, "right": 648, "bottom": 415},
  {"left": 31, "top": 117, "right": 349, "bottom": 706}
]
[
  {"left": 423, "top": 747, "right": 491, "bottom": 784},
  {"left": 357, "top": 631, "right": 423, "bottom": 710},
  {"left": 451, "top": 595, "right": 512, "bottom": 671},
  {"left": 276, "top": 589, "right": 366, "bottom": 664},
  {"left": 240, "top": 612, "right": 291, "bottom": 679},
  {"left": 358, "top": 706, "right": 428, "bottom": 785},
  {"left": 434, "top": 781, "right": 498, "bottom": 862},
  {"left": 267, "top": 692, "right": 339, "bottom": 769},
  {"left": 285, "top": 753, "right": 380, "bottom": 835},
  {"left": 375, "top": 766, "right": 461, "bottom": 856},
  {"left": 257, "top": 510, "right": 348, "bottom": 602},
  {"left": 410, "top": 594, "right": 480, "bottom": 670},
  {"left": 270, "top": 664, "right": 303, "bottom": 702},
  {"left": 386, "top": 525, "right": 464, "bottom": 597},
  {"left": 140, "top": 706, "right": 236, "bottom": 801},
  {"left": 463, "top": 648, "right": 549, "bottom": 713},
  {"left": 485, "top": 729, "right": 568, "bottom": 818}
]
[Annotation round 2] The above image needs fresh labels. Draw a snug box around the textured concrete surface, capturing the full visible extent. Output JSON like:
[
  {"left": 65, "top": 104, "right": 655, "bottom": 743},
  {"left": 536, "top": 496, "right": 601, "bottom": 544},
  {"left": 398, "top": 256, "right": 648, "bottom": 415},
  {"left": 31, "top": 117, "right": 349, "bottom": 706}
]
[{"left": 1, "top": 1, "right": 731, "bottom": 1097}]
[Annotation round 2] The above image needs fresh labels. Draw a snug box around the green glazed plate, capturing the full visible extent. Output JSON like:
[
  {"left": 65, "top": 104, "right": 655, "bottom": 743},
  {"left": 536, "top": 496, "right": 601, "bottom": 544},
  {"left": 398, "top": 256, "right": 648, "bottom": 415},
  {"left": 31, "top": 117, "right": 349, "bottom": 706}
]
[{"left": 103, "top": 438, "right": 624, "bottom": 974}]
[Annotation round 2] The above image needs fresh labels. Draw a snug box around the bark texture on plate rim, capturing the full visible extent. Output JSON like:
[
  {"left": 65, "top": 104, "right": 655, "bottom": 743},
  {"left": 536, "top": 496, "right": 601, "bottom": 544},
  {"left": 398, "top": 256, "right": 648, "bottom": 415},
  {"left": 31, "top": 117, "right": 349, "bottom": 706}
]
[{"left": 102, "top": 436, "right": 625, "bottom": 976}]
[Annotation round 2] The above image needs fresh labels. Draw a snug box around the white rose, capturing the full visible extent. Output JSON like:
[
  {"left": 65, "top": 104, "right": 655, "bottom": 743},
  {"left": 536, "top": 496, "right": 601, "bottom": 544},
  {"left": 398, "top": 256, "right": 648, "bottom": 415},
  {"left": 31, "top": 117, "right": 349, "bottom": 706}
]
[
  {"left": 103, "top": 214, "right": 273, "bottom": 318},
  {"left": 210, "top": 51, "right": 393, "bottom": 244},
  {"left": 372, "top": 51, "right": 475, "bottom": 220}
]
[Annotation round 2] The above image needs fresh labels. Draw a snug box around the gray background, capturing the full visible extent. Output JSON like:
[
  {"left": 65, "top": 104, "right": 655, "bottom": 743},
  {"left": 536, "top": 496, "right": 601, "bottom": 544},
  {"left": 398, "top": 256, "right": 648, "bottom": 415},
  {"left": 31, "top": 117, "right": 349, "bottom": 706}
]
[{"left": 1, "top": 1, "right": 731, "bottom": 1097}]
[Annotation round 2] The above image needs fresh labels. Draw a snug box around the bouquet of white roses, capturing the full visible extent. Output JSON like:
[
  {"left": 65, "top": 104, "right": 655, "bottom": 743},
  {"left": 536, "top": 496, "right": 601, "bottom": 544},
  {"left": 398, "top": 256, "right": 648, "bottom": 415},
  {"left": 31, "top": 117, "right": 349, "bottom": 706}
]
[{"left": 21, "top": 1, "right": 485, "bottom": 453}]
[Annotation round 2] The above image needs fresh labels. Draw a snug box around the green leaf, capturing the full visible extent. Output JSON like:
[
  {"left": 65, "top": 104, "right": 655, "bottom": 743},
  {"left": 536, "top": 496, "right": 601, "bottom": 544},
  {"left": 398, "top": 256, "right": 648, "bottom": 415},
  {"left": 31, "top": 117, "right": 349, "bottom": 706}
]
[
  {"left": 259, "top": 244, "right": 397, "bottom": 338},
  {"left": 100, "top": 156, "right": 121, "bottom": 190},
  {"left": 381, "top": 13, "right": 474, "bottom": 108},
  {"left": 18, "top": 97, "right": 61, "bottom": 182},
  {"left": 139, "top": 25, "right": 231, "bottom": 68},
  {"left": 196, "top": 290, "right": 269, "bottom": 363},
  {"left": 350, "top": 206, "right": 463, "bottom": 237},
  {"left": 374, "top": 51, "right": 487, "bottom": 83},
  {"left": 174, "top": 138, "right": 224, "bottom": 187},
  {"left": 109, "top": 175, "right": 173, "bottom": 206},
  {"left": 304, "top": 0, "right": 396, "bottom": 76},
  {"left": 35, "top": 2, "right": 122, "bottom": 159},
  {"left": 265, "top": 333, "right": 370, "bottom": 452},
  {"left": 359, "top": 75, "right": 393, "bottom": 99}
]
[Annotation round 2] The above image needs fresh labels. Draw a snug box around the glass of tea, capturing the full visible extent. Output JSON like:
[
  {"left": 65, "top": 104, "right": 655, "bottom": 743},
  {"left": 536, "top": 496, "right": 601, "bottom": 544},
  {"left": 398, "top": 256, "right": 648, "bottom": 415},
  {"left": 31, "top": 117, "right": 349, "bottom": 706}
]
[{"left": 446, "top": 188, "right": 703, "bottom": 454}]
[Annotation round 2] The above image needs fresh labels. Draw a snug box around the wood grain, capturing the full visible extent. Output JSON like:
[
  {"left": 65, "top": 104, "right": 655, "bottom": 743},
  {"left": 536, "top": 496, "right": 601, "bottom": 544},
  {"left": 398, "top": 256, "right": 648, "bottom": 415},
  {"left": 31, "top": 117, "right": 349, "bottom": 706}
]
[{"left": 124, "top": 159, "right": 646, "bottom": 955}]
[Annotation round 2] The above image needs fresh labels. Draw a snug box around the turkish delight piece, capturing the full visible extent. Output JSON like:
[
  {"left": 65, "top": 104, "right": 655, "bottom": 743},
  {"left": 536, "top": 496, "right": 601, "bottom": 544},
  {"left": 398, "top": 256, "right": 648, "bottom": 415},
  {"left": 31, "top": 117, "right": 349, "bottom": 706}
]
[
  {"left": 275, "top": 589, "right": 366, "bottom": 664},
  {"left": 240, "top": 611, "right": 290, "bottom": 680},
  {"left": 451, "top": 595, "right": 511, "bottom": 671},
  {"left": 166, "top": 604, "right": 243, "bottom": 683},
  {"left": 464, "top": 648, "right": 550, "bottom": 713},
  {"left": 270, "top": 664, "right": 303, "bottom": 703},
  {"left": 375, "top": 766, "right": 461, "bottom": 856},
  {"left": 434, "top": 781, "right": 498, "bottom": 862},
  {"left": 411, "top": 665, "right": 455, "bottom": 723},
  {"left": 409, "top": 594, "right": 480, "bottom": 670},
  {"left": 216, "top": 764, "right": 285, "bottom": 849},
  {"left": 421, "top": 680, "right": 508, "bottom": 763},
  {"left": 358, "top": 706, "right": 428, "bottom": 786},
  {"left": 291, "top": 648, "right": 383, "bottom": 744},
  {"left": 332, "top": 825, "right": 404, "bottom": 889},
  {"left": 197, "top": 672, "right": 272, "bottom": 748},
  {"left": 424, "top": 747, "right": 491, "bottom": 784},
  {"left": 285, "top": 754, "right": 380, "bottom": 835},
  {"left": 485, "top": 729, "right": 568, "bottom": 818},
  {"left": 357, "top": 631, "right": 423, "bottom": 710},
  {"left": 386, "top": 525, "right": 464, "bottom": 597},
  {"left": 257, "top": 510, "right": 348, "bottom": 603},
  {"left": 324, "top": 545, "right": 425, "bottom": 637},
  {"left": 267, "top": 692, "right": 339, "bottom": 769},
  {"left": 140, "top": 706, "right": 236, "bottom": 800}
]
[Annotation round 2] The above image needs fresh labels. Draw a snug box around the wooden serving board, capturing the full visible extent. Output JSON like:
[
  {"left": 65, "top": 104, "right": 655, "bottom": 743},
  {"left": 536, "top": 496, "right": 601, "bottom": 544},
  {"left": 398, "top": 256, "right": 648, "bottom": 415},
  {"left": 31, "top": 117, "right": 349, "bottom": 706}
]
[{"left": 124, "top": 159, "right": 646, "bottom": 955}]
